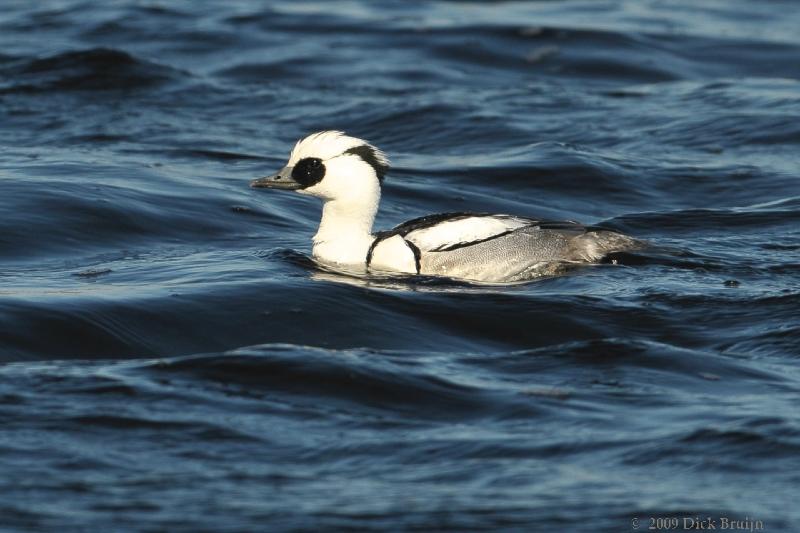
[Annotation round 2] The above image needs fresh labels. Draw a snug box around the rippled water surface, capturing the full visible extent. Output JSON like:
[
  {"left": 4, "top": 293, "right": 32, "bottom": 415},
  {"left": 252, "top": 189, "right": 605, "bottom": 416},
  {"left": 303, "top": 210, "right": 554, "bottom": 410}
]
[{"left": 1, "top": 1, "right": 800, "bottom": 531}]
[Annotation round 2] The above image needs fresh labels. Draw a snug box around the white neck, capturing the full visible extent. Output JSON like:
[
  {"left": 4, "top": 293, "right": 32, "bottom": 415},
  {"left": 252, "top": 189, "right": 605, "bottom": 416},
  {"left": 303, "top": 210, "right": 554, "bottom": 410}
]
[{"left": 311, "top": 187, "right": 380, "bottom": 267}]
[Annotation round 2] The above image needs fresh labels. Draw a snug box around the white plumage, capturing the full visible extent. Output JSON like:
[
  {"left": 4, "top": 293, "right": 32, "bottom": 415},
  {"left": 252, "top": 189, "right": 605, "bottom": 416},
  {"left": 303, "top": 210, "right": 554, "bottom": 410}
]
[
  {"left": 404, "top": 216, "right": 530, "bottom": 251},
  {"left": 251, "top": 131, "right": 640, "bottom": 282}
]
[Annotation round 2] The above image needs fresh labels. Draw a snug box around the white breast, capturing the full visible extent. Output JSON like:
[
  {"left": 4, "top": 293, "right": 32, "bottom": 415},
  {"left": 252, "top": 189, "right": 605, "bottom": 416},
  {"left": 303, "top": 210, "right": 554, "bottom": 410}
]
[{"left": 404, "top": 216, "right": 531, "bottom": 252}]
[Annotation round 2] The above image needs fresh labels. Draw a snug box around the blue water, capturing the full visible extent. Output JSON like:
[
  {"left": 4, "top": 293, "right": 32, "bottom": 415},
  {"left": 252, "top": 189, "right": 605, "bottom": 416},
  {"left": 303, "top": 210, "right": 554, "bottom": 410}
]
[{"left": 1, "top": 1, "right": 800, "bottom": 531}]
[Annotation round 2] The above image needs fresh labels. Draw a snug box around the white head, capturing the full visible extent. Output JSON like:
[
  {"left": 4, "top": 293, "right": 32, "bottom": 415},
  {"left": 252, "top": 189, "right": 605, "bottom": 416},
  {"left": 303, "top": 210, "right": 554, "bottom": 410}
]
[{"left": 251, "top": 131, "right": 389, "bottom": 203}]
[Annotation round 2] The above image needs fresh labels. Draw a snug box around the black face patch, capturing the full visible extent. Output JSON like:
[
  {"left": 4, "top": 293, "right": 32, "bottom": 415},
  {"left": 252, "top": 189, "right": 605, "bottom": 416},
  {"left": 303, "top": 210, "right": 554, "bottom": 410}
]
[
  {"left": 291, "top": 157, "right": 326, "bottom": 188},
  {"left": 344, "top": 145, "right": 389, "bottom": 181}
]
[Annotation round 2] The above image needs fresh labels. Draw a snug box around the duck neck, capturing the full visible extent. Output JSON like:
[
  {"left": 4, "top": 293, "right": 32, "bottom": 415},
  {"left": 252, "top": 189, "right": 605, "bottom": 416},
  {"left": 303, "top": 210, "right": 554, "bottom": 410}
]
[{"left": 312, "top": 190, "right": 380, "bottom": 266}]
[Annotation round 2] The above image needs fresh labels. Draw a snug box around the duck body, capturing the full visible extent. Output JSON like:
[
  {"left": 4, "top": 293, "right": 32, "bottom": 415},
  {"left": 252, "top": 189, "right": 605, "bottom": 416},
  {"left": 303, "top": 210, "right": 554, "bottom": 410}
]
[
  {"left": 251, "top": 131, "right": 640, "bottom": 283},
  {"left": 367, "top": 212, "right": 637, "bottom": 281}
]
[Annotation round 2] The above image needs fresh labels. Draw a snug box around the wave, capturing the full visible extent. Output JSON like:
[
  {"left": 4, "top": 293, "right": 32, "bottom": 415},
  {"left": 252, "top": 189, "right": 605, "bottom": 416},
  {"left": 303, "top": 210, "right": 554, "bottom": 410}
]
[{"left": 0, "top": 47, "right": 184, "bottom": 94}]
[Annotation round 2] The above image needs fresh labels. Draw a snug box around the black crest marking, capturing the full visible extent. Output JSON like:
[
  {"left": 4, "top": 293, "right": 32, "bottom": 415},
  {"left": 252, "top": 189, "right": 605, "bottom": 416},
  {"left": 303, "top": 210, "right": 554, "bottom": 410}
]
[
  {"left": 344, "top": 145, "right": 389, "bottom": 181},
  {"left": 292, "top": 157, "right": 325, "bottom": 188}
]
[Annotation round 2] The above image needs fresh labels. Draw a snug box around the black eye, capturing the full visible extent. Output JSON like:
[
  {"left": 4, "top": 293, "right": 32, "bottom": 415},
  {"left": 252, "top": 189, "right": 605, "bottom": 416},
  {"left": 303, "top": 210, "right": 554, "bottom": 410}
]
[{"left": 291, "top": 157, "right": 325, "bottom": 188}]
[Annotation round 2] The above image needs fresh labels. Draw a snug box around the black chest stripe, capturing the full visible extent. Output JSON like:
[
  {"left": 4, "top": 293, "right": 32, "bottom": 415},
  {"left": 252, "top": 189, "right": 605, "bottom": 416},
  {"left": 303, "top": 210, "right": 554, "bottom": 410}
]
[
  {"left": 365, "top": 235, "right": 384, "bottom": 268},
  {"left": 404, "top": 239, "right": 422, "bottom": 274}
]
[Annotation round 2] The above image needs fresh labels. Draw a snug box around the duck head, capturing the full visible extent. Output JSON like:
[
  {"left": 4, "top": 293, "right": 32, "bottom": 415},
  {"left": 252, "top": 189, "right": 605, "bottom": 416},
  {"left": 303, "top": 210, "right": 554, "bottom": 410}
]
[{"left": 251, "top": 131, "right": 389, "bottom": 202}]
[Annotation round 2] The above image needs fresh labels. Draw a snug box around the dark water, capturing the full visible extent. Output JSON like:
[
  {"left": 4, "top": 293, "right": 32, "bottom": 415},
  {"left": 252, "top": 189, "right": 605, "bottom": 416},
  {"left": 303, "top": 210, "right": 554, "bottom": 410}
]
[{"left": 2, "top": 1, "right": 800, "bottom": 531}]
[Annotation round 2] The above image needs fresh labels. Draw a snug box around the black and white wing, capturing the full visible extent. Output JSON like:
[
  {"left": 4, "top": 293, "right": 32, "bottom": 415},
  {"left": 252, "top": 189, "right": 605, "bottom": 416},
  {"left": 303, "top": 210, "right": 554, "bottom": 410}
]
[
  {"left": 400, "top": 213, "right": 588, "bottom": 252},
  {"left": 366, "top": 212, "right": 587, "bottom": 276}
]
